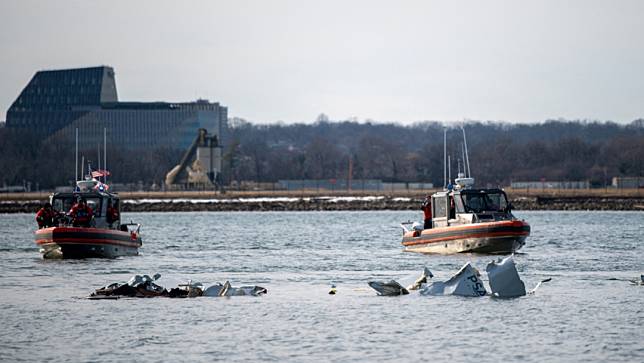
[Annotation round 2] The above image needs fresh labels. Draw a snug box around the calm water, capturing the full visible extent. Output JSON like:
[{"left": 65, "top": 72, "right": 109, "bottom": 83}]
[{"left": 0, "top": 211, "right": 642, "bottom": 362}]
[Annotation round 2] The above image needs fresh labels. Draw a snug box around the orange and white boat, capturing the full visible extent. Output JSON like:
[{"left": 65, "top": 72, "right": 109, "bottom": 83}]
[
  {"left": 401, "top": 127, "right": 530, "bottom": 254},
  {"left": 34, "top": 173, "right": 142, "bottom": 259},
  {"left": 402, "top": 181, "right": 530, "bottom": 254}
]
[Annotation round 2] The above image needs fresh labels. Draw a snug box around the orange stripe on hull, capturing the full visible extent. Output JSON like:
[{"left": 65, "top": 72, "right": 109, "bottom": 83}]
[
  {"left": 418, "top": 220, "right": 528, "bottom": 236},
  {"left": 36, "top": 237, "right": 141, "bottom": 248},
  {"left": 402, "top": 230, "right": 529, "bottom": 246}
]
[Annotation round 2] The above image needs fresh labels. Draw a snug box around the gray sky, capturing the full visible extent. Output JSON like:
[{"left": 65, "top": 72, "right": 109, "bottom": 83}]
[{"left": 1, "top": 0, "right": 643, "bottom": 124}]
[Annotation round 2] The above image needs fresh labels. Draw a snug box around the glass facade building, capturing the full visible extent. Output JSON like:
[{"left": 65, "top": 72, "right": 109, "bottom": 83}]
[{"left": 6, "top": 66, "right": 227, "bottom": 150}]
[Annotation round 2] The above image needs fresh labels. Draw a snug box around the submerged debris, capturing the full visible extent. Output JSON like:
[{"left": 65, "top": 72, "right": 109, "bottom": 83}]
[
  {"left": 89, "top": 274, "right": 267, "bottom": 299},
  {"left": 92, "top": 273, "right": 166, "bottom": 298},
  {"left": 630, "top": 275, "right": 644, "bottom": 286},
  {"left": 407, "top": 267, "right": 433, "bottom": 291},
  {"left": 369, "top": 267, "right": 433, "bottom": 296},
  {"left": 203, "top": 281, "right": 268, "bottom": 297},
  {"left": 368, "top": 280, "right": 409, "bottom": 296}
]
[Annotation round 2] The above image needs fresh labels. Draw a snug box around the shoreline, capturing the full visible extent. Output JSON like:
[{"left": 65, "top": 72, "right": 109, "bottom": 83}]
[{"left": 2, "top": 194, "right": 643, "bottom": 213}]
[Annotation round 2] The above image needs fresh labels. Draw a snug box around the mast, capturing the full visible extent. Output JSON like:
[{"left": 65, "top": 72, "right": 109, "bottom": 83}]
[
  {"left": 461, "top": 143, "right": 467, "bottom": 176},
  {"left": 75, "top": 128, "right": 78, "bottom": 182},
  {"left": 97, "top": 143, "right": 101, "bottom": 179},
  {"left": 443, "top": 128, "right": 447, "bottom": 189},
  {"left": 448, "top": 155, "right": 451, "bottom": 186},
  {"left": 103, "top": 128, "right": 107, "bottom": 184},
  {"left": 461, "top": 126, "right": 471, "bottom": 178}
]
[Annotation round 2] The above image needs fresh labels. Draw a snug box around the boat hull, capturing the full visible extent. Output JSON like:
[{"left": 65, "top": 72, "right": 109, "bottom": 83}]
[
  {"left": 402, "top": 220, "right": 530, "bottom": 255},
  {"left": 35, "top": 227, "right": 142, "bottom": 259}
]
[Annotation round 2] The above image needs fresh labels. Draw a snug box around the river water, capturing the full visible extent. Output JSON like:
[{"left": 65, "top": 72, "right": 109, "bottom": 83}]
[{"left": 0, "top": 211, "right": 642, "bottom": 362}]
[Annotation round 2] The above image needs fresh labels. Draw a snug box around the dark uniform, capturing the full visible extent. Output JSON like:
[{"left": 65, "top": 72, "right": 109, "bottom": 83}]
[{"left": 421, "top": 196, "right": 432, "bottom": 229}]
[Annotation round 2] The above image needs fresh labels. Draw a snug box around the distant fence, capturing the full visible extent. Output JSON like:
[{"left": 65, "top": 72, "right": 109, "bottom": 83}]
[
  {"left": 276, "top": 179, "right": 434, "bottom": 192},
  {"left": 510, "top": 181, "right": 590, "bottom": 189}
]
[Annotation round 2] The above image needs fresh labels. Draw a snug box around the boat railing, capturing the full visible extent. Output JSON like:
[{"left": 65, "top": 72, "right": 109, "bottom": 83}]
[{"left": 121, "top": 222, "right": 141, "bottom": 234}]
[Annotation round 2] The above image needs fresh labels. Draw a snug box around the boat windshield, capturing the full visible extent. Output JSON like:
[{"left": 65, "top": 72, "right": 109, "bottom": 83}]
[
  {"left": 460, "top": 191, "right": 508, "bottom": 213},
  {"left": 52, "top": 196, "right": 103, "bottom": 217}
]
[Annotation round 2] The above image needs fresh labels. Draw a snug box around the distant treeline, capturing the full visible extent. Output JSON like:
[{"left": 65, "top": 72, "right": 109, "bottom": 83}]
[
  {"left": 1, "top": 119, "right": 643, "bottom": 189},
  {"left": 225, "top": 118, "right": 644, "bottom": 188}
]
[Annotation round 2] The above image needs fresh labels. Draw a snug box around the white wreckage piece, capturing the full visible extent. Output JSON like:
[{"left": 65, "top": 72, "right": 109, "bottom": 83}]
[
  {"left": 485, "top": 255, "right": 526, "bottom": 298},
  {"left": 369, "top": 256, "right": 550, "bottom": 298},
  {"left": 420, "top": 262, "right": 487, "bottom": 297}
]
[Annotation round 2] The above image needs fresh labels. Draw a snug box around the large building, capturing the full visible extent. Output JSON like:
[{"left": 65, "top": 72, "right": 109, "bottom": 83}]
[{"left": 5, "top": 66, "right": 227, "bottom": 150}]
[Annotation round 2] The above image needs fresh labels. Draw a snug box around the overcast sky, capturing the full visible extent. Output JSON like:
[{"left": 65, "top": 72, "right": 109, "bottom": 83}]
[{"left": 1, "top": 0, "right": 642, "bottom": 124}]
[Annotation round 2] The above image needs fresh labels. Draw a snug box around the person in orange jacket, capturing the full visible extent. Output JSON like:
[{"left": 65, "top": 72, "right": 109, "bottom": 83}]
[
  {"left": 106, "top": 200, "right": 120, "bottom": 228},
  {"left": 36, "top": 202, "right": 56, "bottom": 228},
  {"left": 68, "top": 198, "right": 94, "bottom": 227}
]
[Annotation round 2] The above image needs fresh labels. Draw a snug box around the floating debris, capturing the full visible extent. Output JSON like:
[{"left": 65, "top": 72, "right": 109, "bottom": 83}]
[
  {"left": 89, "top": 274, "right": 267, "bottom": 299},
  {"left": 528, "top": 278, "right": 552, "bottom": 294},
  {"left": 203, "top": 281, "right": 267, "bottom": 297},
  {"left": 486, "top": 256, "right": 526, "bottom": 298},
  {"left": 407, "top": 267, "right": 433, "bottom": 291},
  {"left": 369, "top": 258, "right": 550, "bottom": 298},
  {"left": 328, "top": 284, "right": 337, "bottom": 295},
  {"left": 420, "top": 262, "right": 487, "bottom": 297},
  {"left": 368, "top": 280, "right": 409, "bottom": 296}
]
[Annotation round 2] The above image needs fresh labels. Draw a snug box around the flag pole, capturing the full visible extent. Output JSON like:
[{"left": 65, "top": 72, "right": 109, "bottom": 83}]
[
  {"left": 104, "top": 128, "right": 107, "bottom": 185},
  {"left": 75, "top": 128, "right": 78, "bottom": 182}
]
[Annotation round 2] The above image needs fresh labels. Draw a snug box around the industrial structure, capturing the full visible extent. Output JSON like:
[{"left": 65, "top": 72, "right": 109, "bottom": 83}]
[
  {"left": 5, "top": 66, "right": 227, "bottom": 150},
  {"left": 165, "top": 128, "right": 222, "bottom": 189}
]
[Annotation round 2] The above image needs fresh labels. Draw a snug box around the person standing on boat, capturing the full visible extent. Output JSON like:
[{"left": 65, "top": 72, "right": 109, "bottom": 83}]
[
  {"left": 106, "top": 200, "right": 120, "bottom": 229},
  {"left": 36, "top": 202, "right": 56, "bottom": 228},
  {"left": 69, "top": 198, "right": 94, "bottom": 227},
  {"left": 421, "top": 195, "right": 432, "bottom": 229}
]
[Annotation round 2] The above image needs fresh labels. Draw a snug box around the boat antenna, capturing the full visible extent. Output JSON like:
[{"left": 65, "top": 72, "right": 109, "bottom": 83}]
[
  {"left": 461, "top": 143, "right": 467, "bottom": 176},
  {"left": 97, "top": 143, "right": 101, "bottom": 180},
  {"left": 443, "top": 127, "right": 447, "bottom": 189},
  {"left": 448, "top": 155, "right": 451, "bottom": 185},
  {"left": 103, "top": 128, "right": 107, "bottom": 184},
  {"left": 75, "top": 128, "right": 78, "bottom": 182},
  {"left": 461, "top": 126, "right": 471, "bottom": 178}
]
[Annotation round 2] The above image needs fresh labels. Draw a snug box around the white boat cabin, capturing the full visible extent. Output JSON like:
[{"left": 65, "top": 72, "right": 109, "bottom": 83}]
[
  {"left": 50, "top": 191, "right": 121, "bottom": 229},
  {"left": 431, "top": 188, "right": 513, "bottom": 228}
]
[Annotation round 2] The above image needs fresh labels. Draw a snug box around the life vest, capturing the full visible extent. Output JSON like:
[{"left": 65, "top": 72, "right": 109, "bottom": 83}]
[
  {"left": 70, "top": 204, "right": 92, "bottom": 223},
  {"left": 36, "top": 208, "right": 53, "bottom": 227}
]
